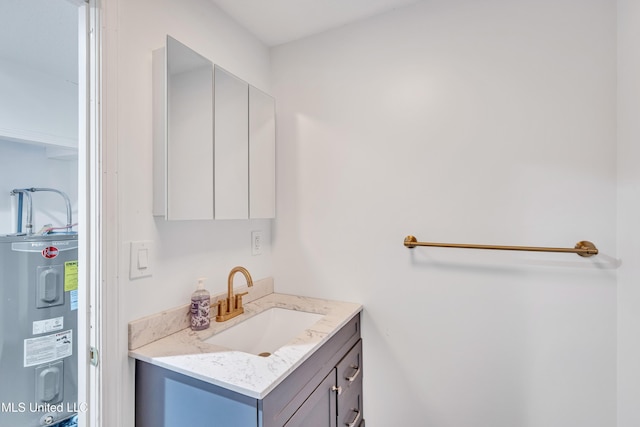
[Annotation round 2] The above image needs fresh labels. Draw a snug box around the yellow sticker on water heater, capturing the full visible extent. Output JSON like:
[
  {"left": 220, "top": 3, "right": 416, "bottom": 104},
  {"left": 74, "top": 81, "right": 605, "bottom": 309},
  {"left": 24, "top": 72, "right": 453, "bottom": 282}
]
[{"left": 65, "top": 261, "right": 78, "bottom": 291}]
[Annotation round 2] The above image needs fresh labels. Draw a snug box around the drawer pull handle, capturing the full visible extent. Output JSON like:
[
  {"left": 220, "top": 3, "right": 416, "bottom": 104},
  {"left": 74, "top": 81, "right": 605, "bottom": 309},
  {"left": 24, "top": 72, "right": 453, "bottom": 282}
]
[
  {"left": 345, "top": 365, "right": 361, "bottom": 382},
  {"left": 345, "top": 409, "right": 361, "bottom": 427},
  {"left": 332, "top": 385, "right": 343, "bottom": 395}
]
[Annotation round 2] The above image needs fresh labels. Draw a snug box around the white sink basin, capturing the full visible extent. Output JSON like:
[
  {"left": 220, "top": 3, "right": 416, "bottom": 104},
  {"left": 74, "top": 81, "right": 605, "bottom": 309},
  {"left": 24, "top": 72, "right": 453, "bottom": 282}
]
[{"left": 203, "top": 308, "right": 324, "bottom": 356}]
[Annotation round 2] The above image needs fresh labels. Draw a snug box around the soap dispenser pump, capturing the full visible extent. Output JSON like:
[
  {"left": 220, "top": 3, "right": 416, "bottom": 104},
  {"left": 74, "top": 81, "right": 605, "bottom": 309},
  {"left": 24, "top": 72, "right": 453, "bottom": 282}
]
[{"left": 190, "top": 277, "right": 210, "bottom": 331}]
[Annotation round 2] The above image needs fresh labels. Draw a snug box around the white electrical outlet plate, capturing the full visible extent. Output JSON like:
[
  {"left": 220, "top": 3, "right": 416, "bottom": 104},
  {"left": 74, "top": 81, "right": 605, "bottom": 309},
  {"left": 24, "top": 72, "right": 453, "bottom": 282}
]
[
  {"left": 251, "top": 231, "right": 263, "bottom": 256},
  {"left": 130, "top": 241, "right": 153, "bottom": 279}
]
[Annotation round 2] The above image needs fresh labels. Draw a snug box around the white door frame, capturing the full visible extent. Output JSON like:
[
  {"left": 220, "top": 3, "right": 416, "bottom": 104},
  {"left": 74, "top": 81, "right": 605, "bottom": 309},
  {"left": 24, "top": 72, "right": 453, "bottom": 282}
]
[
  {"left": 77, "top": 0, "right": 101, "bottom": 425},
  {"left": 78, "top": 0, "right": 120, "bottom": 425}
]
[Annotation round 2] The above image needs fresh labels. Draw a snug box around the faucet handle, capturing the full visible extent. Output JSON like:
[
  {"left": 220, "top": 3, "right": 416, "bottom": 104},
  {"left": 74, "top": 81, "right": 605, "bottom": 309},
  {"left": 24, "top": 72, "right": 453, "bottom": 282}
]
[
  {"left": 235, "top": 292, "right": 249, "bottom": 310},
  {"left": 216, "top": 298, "right": 227, "bottom": 317}
]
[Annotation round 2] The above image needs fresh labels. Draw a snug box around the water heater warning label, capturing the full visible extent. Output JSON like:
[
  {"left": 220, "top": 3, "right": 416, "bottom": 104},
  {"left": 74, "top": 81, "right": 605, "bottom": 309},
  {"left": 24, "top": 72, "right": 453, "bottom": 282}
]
[
  {"left": 23, "top": 330, "right": 73, "bottom": 367},
  {"left": 32, "top": 316, "right": 64, "bottom": 335},
  {"left": 64, "top": 260, "right": 78, "bottom": 291}
]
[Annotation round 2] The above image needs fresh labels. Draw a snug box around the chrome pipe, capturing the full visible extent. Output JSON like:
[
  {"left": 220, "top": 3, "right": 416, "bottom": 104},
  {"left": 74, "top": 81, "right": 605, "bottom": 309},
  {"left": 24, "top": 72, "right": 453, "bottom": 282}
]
[{"left": 28, "top": 188, "right": 73, "bottom": 231}]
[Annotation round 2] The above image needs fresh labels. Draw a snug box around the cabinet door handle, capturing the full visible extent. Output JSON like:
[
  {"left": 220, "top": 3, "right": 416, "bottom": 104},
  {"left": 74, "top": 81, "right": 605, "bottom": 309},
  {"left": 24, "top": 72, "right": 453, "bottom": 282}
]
[
  {"left": 345, "top": 409, "right": 361, "bottom": 427},
  {"left": 332, "top": 385, "right": 342, "bottom": 395},
  {"left": 345, "top": 365, "right": 361, "bottom": 382}
]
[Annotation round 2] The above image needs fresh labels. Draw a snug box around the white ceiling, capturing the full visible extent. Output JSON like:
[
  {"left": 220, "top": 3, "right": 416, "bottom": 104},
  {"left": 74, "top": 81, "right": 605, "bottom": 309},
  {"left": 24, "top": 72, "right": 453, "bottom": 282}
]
[
  {"left": 210, "top": 0, "right": 425, "bottom": 46},
  {"left": 0, "top": 0, "right": 422, "bottom": 84}
]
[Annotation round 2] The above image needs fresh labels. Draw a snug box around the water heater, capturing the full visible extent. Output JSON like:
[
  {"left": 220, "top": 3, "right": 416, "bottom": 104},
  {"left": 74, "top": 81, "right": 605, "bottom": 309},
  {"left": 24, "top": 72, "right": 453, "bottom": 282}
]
[{"left": 0, "top": 234, "right": 78, "bottom": 426}]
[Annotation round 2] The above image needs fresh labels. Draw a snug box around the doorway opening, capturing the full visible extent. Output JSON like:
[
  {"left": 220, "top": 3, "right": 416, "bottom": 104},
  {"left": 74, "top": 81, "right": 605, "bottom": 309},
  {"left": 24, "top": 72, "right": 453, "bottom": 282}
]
[{"left": 0, "top": 0, "right": 101, "bottom": 425}]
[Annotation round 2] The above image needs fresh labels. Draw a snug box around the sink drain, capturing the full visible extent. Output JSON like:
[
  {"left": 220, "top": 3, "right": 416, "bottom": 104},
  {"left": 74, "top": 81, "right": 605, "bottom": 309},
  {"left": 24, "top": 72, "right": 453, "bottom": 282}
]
[{"left": 258, "top": 352, "right": 271, "bottom": 357}]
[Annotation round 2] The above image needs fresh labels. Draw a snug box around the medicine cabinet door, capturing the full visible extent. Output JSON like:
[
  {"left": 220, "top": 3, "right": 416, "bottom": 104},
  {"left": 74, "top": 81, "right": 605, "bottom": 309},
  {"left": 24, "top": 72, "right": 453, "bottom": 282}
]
[{"left": 214, "top": 65, "right": 249, "bottom": 219}]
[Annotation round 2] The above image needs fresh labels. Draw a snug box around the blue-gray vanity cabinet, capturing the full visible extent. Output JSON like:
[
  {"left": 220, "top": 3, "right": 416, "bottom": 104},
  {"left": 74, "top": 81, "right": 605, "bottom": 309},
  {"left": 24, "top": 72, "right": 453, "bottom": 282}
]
[
  {"left": 283, "top": 369, "right": 337, "bottom": 427},
  {"left": 135, "top": 361, "right": 257, "bottom": 426},
  {"left": 135, "top": 313, "right": 363, "bottom": 427},
  {"left": 284, "top": 340, "right": 364, "bottom": 427}
]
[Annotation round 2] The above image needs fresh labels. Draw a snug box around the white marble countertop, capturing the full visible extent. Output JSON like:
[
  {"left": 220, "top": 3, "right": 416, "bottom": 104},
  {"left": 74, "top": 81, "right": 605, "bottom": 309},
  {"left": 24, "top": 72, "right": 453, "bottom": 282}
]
[{"left": 128, "top": 293, "right": 362, "bottom": 399}]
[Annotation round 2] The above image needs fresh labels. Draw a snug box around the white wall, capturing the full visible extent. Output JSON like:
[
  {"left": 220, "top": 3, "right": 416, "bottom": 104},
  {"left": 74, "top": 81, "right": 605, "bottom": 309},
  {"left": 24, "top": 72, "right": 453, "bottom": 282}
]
[
  {"left": 106, "top": 0, "right": 273, "bottom": 425},
  {"left": 0, "top": 139, "right": 78, "bottom": 235},
  {"left": 0, "top": 1, "right": 79, "bottom": 235},
  {"left": 271, "top": 0, "right": 617, "bottom": 426},
  {"left": 0, "top": 59, "right": 78, "bottom": 149},
  {"left": 617, "top": 0, "right": 640, "bottom": 425}
]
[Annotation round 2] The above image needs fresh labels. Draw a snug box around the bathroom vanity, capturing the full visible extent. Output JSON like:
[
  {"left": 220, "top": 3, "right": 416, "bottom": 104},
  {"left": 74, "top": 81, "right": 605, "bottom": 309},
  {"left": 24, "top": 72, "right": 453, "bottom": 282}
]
[{"left": 130, "top": 292, "right": 364, "bottom": 426}]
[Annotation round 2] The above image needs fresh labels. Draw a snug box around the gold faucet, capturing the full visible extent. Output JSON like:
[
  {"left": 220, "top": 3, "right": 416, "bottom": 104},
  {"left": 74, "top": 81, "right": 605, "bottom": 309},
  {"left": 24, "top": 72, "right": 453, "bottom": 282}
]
[{"left": 216, "top": 266, "right": 254, "bottom": 322}]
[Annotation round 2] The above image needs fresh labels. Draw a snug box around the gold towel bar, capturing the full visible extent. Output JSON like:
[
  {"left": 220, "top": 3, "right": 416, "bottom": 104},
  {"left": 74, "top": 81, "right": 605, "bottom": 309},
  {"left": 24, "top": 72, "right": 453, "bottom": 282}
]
[{"left": 404, "top": 235, "right": 598, "bottom": 258}]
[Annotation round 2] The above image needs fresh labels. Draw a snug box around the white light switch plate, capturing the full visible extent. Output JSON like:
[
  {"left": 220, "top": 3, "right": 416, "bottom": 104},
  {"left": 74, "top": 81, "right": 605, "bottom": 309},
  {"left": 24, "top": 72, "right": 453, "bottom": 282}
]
[{"left": 130, "top": 241, "right": 153, "bottom": 279}]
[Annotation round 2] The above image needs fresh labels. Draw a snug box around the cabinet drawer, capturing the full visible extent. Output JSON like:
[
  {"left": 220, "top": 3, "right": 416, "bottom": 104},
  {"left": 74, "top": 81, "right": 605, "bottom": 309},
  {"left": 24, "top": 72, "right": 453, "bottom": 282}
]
[
  {"left": 337, "top": 339, "right": 363, "bottom": 398},
  {"left": 338, "top": 388, "right": 363, "bottom": 427}
]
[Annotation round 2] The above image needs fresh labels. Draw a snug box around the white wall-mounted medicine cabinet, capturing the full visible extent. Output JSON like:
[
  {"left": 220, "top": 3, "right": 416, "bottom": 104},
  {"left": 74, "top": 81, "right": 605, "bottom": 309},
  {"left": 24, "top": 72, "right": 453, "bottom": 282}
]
[
  {"left": 153, "top": 36, "right": 275, "bottom": 220},
  {"left": 153, "top": 36, "right": 214, "bottom": 220}
]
